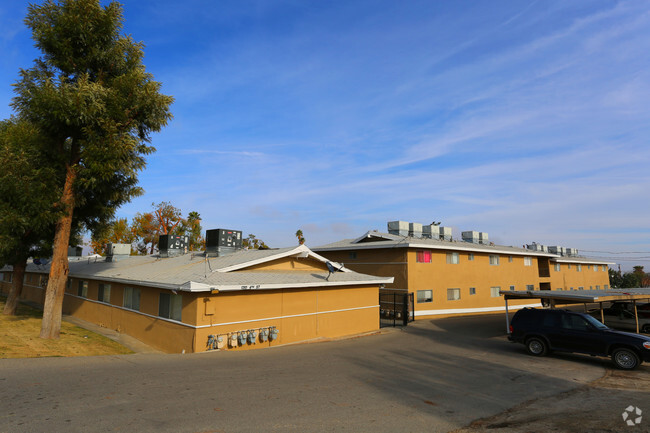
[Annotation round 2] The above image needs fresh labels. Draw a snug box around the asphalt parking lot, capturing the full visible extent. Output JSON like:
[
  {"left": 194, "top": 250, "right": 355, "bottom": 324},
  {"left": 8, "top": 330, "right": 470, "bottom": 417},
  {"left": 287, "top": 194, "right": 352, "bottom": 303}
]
[{"left": 1, "top": 313, "right": 647, "bottom": 433}]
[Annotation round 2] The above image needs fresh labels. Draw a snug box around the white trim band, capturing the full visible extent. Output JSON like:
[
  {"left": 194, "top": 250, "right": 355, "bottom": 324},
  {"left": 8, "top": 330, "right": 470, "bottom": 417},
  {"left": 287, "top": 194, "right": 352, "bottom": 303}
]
[{"left": 415, "top": 302, "right": 542, "bottom": 316}]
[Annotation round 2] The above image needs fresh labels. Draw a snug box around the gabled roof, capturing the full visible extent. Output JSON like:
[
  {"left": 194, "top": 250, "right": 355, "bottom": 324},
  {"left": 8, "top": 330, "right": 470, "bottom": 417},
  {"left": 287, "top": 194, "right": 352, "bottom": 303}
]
[
  {"left": 10, "top": 245, "right": 391, "bottom": 293},
  {"left": 314, "top": 231, "right": 612, "bottom": 264}
]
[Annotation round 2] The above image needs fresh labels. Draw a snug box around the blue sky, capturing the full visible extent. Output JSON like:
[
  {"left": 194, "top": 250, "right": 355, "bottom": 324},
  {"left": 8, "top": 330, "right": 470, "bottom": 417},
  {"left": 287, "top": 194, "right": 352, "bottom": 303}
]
[{"left": 1, "top": 1, "right": 650, "bottom": 269}]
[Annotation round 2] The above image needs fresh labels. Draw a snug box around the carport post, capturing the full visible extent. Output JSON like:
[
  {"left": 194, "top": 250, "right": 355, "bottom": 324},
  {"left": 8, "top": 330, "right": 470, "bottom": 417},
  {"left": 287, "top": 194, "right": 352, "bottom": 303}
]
[
  {"left": 633, "top": 300, "right": 639, "bottom": 334},
  {"left": 600, "top": 302, "right": 604, "bottom": 324},
  {"left": 505, "top": 297, "right": 510, "bottom": 334}
]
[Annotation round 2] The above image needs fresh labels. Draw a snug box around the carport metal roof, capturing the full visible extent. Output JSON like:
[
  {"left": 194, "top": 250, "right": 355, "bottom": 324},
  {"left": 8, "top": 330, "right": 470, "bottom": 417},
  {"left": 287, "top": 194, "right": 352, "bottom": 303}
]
[
  {"left": 500, "top": 288, "right": 650, "bottom": 305},
  {"left": 500, "top": 288, "right": 650, "bottom": 334}
]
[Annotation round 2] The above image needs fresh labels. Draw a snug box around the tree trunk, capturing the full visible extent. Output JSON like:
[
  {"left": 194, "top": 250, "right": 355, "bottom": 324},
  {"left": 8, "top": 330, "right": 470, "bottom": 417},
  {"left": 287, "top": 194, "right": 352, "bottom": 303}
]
[
  {"left": 3, "top": 259, "right": 27, "bottom": 316},
  {"left": 40, "top": 165, "right": 76, "bottom": 339}
]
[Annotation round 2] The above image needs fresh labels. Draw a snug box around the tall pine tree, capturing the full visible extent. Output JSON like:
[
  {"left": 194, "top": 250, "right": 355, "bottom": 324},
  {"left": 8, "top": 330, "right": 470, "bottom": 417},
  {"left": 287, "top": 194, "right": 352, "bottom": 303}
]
[{"left": 10, "top": 0, "right": 173, "bottom": 338}]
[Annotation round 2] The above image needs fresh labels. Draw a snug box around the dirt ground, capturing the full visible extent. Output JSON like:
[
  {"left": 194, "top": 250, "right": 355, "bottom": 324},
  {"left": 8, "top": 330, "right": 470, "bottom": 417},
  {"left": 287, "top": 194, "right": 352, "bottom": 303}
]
[{"left": 453, "top": 367, "right": 650, "bottom": 433}]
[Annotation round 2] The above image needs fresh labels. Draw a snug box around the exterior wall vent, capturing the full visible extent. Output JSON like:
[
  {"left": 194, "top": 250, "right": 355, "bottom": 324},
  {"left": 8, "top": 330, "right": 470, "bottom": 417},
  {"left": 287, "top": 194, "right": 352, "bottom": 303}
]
[
  {"left": 159, "top": 234, "right": 189, "bottom": 258},
  {"left": 462, "top": 231, "right": 480, "bottom": 244},
  {"left": 409, "top": 222, "right": 423, "bottom": 238},
  {"left": 206, "top": 229, "right": 243, "bottom": 257},
  {"left": 387, "top": 221, "right": 409, "bottom": 237}
]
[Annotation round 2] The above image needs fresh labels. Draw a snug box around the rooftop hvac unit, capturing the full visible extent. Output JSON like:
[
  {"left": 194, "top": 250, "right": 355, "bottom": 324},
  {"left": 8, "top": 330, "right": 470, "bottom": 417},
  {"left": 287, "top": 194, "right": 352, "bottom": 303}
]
[
  {"left": 479, "top": 232, "right": 489, "bottom": 245},
  {"left": 422, "top": 224, "right": 436, "bottom": 239},
  {"left": 106, "top": 243, "right": 131, "bottom": 262},
  {"left": 159, "top": 234, "right": 189, "bottom": 258},
  {"left": 206, "top": 229, "right": 243, "bottom": 257},
  {"left": 439, "top": 226, "right": 452, "bottom": 241},
  {"left": 462, "top": 231, "right": 480, "bottom": 244},
  {"left": 387, "top": 221, "right": 409, "bottom": 237},
  {"left": 409, "top": 222, "right": 423, "bottom": 238},
  {"left": 548, "top": 246, "right": 566, "bottom": 256},
  {"left": 566, "top": 248, "right": 578, "bottom": 257},
  {"left": 526, "top": 243, "right": 548, "bottom": 252}
]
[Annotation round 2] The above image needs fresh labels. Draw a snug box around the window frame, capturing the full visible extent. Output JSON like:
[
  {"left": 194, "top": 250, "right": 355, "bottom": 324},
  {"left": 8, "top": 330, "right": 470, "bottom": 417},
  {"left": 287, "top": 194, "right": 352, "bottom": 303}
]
[
  {"left": 123, "top": 287, "right": 141, "bottom": 311},
  {"left": 523, "top": 257, "right": 532, "bottom": 266},
  {"left": 416, "top": 289, "right": 433, "bottom": 304},
  {"left": 447, "top": 288, "right": 460, "bottom": 301},
  {"left": 159, "top": 292, "right": 183, "bottom": 321},
  {"left": 490, "top": 286, "right": 501, "bottom": 297},
  {"left": 98, "top": 283, "right": 111, "bottom": 304},
  {"left": 77, "top": 280, "right": 88, "bottom": 298},
  {"left": 416, "top": 250, "right": 432, "bottom": 263},
  {"left": 446, "top": 252, "right": 459, "bottom": 264},
  {"left": 489, "top": 255, "right": 500, "bottom": 266}
]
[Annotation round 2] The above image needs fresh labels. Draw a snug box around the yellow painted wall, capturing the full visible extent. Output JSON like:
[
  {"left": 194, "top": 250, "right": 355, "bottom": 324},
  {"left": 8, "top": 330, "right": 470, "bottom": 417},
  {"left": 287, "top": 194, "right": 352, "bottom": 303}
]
[
  {"left": 549, "top": 263, "right": 611, "bottom": 291},
  {"left": 318, "top": 249, "right": 409, "bottom": 290},
  {"left": 193, "top": 285, "right": 378, "bottom": 352},
  {"left": 2, "top": 271, "right": 379, "bottom": 354}
]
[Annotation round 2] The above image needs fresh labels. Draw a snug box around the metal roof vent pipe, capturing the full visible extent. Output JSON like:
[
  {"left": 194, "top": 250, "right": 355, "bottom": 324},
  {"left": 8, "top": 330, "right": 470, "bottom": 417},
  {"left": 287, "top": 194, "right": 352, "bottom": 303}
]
[
  {"left": 159, "top": 234, "right": 189, "bottom": 258},
  {"left": 106, "top": 243, "right": 131, "bottom": 262},
  {"left": 206, "top": 229, "right": 243, "bottom": 257}
]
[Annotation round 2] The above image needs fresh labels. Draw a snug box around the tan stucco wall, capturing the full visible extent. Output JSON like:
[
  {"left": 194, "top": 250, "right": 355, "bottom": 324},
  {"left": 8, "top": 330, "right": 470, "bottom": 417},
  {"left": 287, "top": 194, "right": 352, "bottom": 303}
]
[
  {"left": 2, "top": 271, "right": 379, "bottom": 354},
  {"left": 194, "top": 285, "right": 378, "bottom": 352},
  {"left": 244, "top": 256, "right": 329, "bottom": 272},
  {"left": 318, "top": 249, "right": 408, "bottom": 290},
  {"left": 549, "top": 263, "right": 611, "bottom": 291}
]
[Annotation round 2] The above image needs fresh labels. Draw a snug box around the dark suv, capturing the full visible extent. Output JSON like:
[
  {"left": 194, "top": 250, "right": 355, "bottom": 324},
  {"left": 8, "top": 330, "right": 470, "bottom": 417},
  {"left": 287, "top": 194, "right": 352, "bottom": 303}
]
[{"left": 508, "top": 308, "right": 650, "bottom": 369}]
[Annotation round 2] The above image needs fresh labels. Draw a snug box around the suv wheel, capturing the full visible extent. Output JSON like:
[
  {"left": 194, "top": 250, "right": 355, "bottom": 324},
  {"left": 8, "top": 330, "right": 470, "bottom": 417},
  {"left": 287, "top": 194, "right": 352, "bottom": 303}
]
[
  {"left": 611, "top": 348, "right": 640, "bottom": 370},
  {"left": 525, "top": 337, "right": 548, "bottom": 356},
  {"left": 642, "top": 324, "right": 650, "bottom": 334}
]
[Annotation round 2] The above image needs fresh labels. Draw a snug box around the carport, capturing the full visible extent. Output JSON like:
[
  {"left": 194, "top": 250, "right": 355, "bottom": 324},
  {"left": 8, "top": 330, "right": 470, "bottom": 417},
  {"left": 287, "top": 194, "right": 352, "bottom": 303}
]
[{"left": 501, "top": 288, "right": 650, "bottom": 334}]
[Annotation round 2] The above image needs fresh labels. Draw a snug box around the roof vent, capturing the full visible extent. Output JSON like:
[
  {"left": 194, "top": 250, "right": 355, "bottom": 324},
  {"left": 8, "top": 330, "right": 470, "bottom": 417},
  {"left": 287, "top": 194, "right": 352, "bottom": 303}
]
[
  {"left": 206, "top": 229, "right": 243, "bottom": 257},
  {"left": 526, "top": 242, "right": 548, "bottom": 252},
  {"left": 159, "top": 234, "right": 189, "bottom": 258},
  {"left": 548, "top": 246, "right": 566, "bottom": 256}
]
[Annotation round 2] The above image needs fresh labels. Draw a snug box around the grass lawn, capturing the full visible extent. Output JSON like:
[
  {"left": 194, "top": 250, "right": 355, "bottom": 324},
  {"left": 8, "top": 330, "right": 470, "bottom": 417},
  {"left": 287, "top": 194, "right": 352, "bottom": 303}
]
[{"left": 0, "top": 296, "right": 133, "bottom": 358}]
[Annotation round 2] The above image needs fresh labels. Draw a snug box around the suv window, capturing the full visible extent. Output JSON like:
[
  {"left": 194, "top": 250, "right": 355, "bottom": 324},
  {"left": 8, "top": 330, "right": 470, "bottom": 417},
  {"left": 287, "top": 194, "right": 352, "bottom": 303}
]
[
  {"left": 560, "top": 314, "right": 590, "bottom": 331},
  {"left": 542, "top": 313, "right": 559, "bottom": 327}
]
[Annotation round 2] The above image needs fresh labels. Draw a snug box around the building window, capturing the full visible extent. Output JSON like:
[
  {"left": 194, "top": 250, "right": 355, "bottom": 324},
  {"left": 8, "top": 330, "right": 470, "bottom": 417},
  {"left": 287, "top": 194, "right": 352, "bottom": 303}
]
[
  {"left": 587, "top": 265, "right": 591, "bottom": 270},
  {"left": 567, "top": 264, "right": 571, "bottom": 269},
  {"left": 524, "top": 257, "right": 532, "bottom": 266},
  {"left": 159, "top": 293, "right": 183, "bottom": 321},
  {"left": 604, "top": 285, "right": 609, "bottom": 290},
  {"left": 446, "top": 252, "right": 459, "bottom": 264},
  {"left": 593, "top": 266, "right": 598, "bottom": 272},
  {"left": 596, "top": 285, "right": 600, "bottom": 290},
  {"left": 578, "top": 286, "right": 584, "bottom": 290},
  {"left": 469, "top": 287, "right": 476, "bottom": 295},
  {"left": 123, "top": 287, "right": 141, "bottom": 311},
  {"left": 349, "top": 252, "right": 357, "bottom": 260},
  {"left": 468, "top": 253, "right": 474, "bottom": 261},
  {"left": 569, "top": 287, "right": 574, "bottom": 291},
  {"left": 556, "top": 288, "right": 562, "bottom": 291},
  {"left": 77, "top": 280, "right": 88, "bottom": 298},
  {"left": 510, "top": 285, "right": 516, "bottom": 291},
  {"left": 602, "top": 265, "right": 607, "bottom": 271},
  {"left": 447, "top": 288, "right": 460, "bottom": 301},
  {"left": 417, "top": 290, "right": 433, "bottom": 303},
  {"left": 39, "top": 275, "right": 48, "bottom": 288},
  {"left": 577, "top": 264, "right": 582, "bottom": 272},
  {"left": 526, "top": 284, "right": 534, "bottom": 290},
  {"left": 489, "top": 255, "right": 499, "bottom": 266},
  {"left": 589, "top": 286, "right": 593, "bottom": 290},
  {"left": 416, "top": 250, "right": 432, "bottom": 263},
  {"left": 490, "top": 286, "right": 501, "bottom": 297},
  {"left": 554, "top": 263, "right": 561, "bottom": 272},
  {"left": 98, "top": 284, "right": 111, "bottom": 303},
  {"left": 3, "top": 272, "right": 12, "bottom": 282},
  {"left": 508, "top": 256, "right": 513, "bottom": 263}
]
